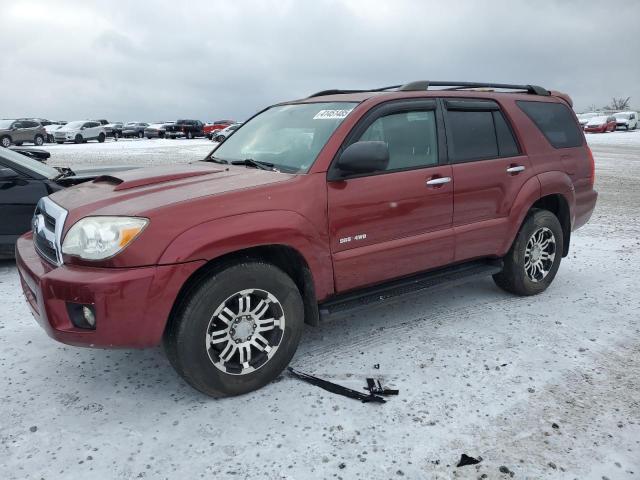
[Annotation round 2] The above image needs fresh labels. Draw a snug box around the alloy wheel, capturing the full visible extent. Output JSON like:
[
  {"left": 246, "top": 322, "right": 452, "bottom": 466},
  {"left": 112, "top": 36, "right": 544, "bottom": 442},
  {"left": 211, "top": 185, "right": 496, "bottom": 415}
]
[
  {"left": 524, "top": 227, "right": 556, "bottom": 283},
  {"left": 205, "top": 289, "right": 285, "bottom": 375}
]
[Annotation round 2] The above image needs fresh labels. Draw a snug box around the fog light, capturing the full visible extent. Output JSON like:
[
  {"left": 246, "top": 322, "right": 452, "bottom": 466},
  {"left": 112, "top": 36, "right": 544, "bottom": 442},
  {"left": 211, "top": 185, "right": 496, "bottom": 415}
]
[
  {"left": 66, "top": 303, "right": 96, "bottom": 330},
  {"left": 82, "top": 306, "right": 96, "bottom": 328}
]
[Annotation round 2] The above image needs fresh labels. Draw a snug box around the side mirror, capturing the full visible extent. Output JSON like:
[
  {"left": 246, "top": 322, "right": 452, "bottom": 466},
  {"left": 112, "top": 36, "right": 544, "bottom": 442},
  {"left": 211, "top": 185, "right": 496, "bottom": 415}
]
[
  {"left": 81, "top": 127, "right": 86, "bottom": 130},
  {"left": 329, "top": 141, "right": 389, "bottom": 180},
  {"left": 0, "top": 167, "right": 19, "bottom": 181}
]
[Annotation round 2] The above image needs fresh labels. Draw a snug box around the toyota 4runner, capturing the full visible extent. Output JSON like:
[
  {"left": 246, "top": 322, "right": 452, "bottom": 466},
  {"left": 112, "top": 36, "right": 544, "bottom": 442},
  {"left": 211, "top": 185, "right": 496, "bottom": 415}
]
[{"left": 16, "top": 80, "right": 597, "bottom": 397}]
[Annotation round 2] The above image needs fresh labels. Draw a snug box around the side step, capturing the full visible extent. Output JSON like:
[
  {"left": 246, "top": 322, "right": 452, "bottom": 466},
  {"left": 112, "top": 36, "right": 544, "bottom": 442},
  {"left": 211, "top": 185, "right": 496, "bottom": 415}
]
[{"left": 319, "top": 259, "right": 503, "bottom": 318}]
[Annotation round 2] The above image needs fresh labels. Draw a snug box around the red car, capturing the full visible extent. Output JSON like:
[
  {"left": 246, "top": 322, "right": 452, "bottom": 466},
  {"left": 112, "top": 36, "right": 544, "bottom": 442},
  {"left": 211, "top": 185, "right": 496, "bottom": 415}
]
[
  {"left": 584, "top": 115, "right": 617, "bottom": 133},
  {"left": 203, "top": 120, "right": 235, "bottom": 139},
  {"left": 16, "top": 80, "right": 597, "bottom": 397}
]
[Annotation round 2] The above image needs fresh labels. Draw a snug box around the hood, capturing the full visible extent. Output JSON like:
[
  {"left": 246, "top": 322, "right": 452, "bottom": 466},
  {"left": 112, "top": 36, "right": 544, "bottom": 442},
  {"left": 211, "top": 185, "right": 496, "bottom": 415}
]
[
  {"left": 49, "top": 161, "right": 293, "bottom": 217},
  {"left": 586, "top": 116, "right": 607, "bottom": 126}
]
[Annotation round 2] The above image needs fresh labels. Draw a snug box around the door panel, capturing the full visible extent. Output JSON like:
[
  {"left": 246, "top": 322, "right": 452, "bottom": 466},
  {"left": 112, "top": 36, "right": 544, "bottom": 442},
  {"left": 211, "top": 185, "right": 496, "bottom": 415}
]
[
  {"left": 0, "top": 178, "right": 48, "bottom": 236},
  {"left": 328, "top": 165, "right": 454, "bottom": 292}
]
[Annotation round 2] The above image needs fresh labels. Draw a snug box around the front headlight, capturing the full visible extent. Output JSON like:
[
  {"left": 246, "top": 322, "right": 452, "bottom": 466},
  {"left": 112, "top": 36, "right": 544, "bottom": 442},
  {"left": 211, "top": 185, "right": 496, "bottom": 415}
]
[{"left": 62, "top": 216, "right": 148, "bottom": 260}]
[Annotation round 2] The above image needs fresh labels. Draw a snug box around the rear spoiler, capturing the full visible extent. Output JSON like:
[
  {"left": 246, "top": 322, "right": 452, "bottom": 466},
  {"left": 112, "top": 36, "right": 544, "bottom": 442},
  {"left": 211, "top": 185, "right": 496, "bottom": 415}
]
[{"left": 549, "top": 90, "right": 573, "bottom": 107}]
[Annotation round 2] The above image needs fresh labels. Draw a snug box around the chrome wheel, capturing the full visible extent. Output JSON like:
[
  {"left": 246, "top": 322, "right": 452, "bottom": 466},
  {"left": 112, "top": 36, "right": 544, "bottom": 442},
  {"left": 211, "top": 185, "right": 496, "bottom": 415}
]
[
  {"left": 205, "top": 289, "right": 285, "bottom": 375},
  {"left": 524, "top": 227, "right": 556, "bottom": 283}
]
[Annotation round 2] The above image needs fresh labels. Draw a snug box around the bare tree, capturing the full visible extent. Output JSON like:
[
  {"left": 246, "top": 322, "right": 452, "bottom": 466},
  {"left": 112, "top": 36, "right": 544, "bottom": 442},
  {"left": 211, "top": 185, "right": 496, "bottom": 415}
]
[{"left": 607, "top": 97, "right": 631, "bottom": 111}]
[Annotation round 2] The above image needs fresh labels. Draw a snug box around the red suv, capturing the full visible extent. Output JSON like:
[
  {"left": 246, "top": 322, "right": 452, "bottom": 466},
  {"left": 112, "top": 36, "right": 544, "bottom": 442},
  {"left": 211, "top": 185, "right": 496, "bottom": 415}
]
[{"left": 16, "top": 80, "right": 597, "bottom": 397}]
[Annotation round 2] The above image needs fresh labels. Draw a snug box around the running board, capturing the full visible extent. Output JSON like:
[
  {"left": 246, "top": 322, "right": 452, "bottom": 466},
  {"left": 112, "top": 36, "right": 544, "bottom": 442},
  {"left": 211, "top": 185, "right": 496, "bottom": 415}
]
[{"left": 319, "top": 259, "right": 503, "bottom": 318}]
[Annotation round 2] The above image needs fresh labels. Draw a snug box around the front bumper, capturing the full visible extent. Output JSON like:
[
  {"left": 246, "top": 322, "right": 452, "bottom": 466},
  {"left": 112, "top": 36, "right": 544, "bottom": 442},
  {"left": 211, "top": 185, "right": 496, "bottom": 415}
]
[{"left": 16, "top": 233, "right": 204, "bottom": 348}]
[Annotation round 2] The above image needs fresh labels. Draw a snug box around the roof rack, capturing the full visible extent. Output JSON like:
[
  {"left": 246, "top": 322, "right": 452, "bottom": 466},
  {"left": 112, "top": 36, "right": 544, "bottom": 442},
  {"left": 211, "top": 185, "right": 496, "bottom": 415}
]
[{"left": 308, "top": 81, "right": 550, "bottom": 98}]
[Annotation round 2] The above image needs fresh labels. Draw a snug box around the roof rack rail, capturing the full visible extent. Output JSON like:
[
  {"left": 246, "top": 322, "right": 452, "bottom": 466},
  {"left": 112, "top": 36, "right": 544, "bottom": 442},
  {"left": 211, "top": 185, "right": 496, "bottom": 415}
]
[
  {"left": 308, "top": 81, "right": 550, "bottom": 98},
  {"left": 399, "top": 81, "right": 550, "bottom": 96},
  {"left": 307, "top": 85, "right": 402, "bottom": 98}
]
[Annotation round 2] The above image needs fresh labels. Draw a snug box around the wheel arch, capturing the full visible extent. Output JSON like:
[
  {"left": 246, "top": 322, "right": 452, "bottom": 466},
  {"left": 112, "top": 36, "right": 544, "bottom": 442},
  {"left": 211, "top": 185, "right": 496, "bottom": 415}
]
[
  {"left": 165, "top": 244, "right": 320, "bottom": 344},
  {"left": 530, "top": 193, "right": 571, "bottom": 256}
]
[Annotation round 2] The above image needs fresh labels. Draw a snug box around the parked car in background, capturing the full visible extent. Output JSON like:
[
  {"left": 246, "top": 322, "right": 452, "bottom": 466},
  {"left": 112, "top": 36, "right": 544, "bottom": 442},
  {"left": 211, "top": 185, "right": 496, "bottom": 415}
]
[
  {"left": 213, "top": 122, "right": 243, "bottom": 142},
  {"left": 165, "top": 119, "right": 205, "bottom": 139},
  {"left": 54, "top": 121, "right": 106, "bottom": 144},
  {"left": 0, "top": 147, "right": 137, "bottom": 258},
  {"left": 144, "top": 122, "right": 173, "bottom": 139},
  {"left": 584, "top": 115, "right": 617, "bottom": 133},
  {"left": 0, "top": 119, "right": 47, "bottom": 147},
  {"left": 576, "top": 112, "right": 603, "bottom": 128},
  {"left": 104, "top": 122, "right": 123, "bottom": 138},
  {"left": 613, "top": 111, "right": 638, "bottom": 130},
  {"left": 122, "top": 122, "right": 149, "bottom": 138},
  {"left": 44, "top": 123, "right": 66, "bottom": 143},
  {"left": 204, "top": 120, "right": 235, "bottom": 139},
  {"left": 94, "top": 119, "right": 110, "bottom": 126}
]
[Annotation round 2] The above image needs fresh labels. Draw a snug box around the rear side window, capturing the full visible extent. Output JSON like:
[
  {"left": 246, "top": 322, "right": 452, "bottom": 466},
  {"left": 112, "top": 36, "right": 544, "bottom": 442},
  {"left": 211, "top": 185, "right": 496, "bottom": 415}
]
[
  {"left": 493, "top": 111, "right": 519, "bottom": 157},
  {"left": 358, "top": 110, "right": 438, "bottom": 170},
  {"left": 517, "top": 100, "right": 583, "bottom": 148},
  {"left": 446, "top": 110, "right": 498, "bottom": 162}
]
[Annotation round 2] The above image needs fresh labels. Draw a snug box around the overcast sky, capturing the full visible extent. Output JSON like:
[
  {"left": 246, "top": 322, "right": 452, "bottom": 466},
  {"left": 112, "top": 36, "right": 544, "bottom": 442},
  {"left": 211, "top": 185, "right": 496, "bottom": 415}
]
[{"left": 1, "top": 0, "right": 638, "bottom": 122}]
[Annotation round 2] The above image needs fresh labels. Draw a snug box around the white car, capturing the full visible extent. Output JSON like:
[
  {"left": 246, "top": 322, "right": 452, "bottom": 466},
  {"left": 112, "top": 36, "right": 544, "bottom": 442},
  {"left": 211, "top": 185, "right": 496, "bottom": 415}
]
[
  {"left": 213, "top": 122, "right": 243, "bottom": 142},
  {"left": 53, "top": 121, "right": 106, "bottom": 144},
  {"left": 613, "top": 111, "right": 638, "bottom": 130},
  {"left": 44, "top": 123, "right": 65, "bottom": 143},
  {"left": 576, "top": 112, "right": 604, "bottom": 128}
]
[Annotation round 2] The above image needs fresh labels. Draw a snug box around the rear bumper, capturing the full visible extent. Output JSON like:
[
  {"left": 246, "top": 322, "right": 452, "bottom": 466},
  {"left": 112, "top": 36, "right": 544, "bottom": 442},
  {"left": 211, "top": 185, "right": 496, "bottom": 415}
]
[{"left": 16, "top": 233, "right": 204, "bottom": 348}]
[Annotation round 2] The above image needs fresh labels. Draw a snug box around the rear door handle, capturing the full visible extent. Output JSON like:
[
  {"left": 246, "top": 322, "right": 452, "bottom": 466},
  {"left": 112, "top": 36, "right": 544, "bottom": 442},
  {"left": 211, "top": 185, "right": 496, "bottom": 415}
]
[
  {"left": 506, "top": 165, "right": 525, "bottom": 174},
  {"left": 426, "top": 176, "right": 451, "bottom": 186}
]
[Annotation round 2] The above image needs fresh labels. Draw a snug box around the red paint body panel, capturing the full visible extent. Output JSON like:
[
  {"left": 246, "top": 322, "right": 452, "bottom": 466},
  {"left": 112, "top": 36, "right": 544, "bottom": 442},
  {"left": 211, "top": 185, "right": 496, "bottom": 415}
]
[
  {"left": 15, "top": 87, "right": 598, "bottom": 349},
  {"left": 16, "top": 233, "right": 204, "bottom": 348}
]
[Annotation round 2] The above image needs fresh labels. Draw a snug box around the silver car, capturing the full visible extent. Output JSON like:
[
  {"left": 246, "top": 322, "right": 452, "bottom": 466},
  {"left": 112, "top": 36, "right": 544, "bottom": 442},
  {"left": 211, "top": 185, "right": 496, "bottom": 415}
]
[{"left": 0, "top": 119, "right": 47, "bottom": 147}]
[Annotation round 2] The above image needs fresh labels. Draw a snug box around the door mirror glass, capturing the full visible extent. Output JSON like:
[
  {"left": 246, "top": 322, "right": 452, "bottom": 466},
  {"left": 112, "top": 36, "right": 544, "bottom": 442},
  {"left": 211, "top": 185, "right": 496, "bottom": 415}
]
[
  {"left": 0, "top": 167, "right": 19, "bottom": 181},
  {"left": 331, "top": 141, "right": 389, "bottom": 179}
]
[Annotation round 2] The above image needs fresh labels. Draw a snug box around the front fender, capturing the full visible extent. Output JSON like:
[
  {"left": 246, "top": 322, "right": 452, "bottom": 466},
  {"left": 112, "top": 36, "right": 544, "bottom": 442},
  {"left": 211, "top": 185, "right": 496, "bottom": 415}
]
[{"left": 158, "top": 210, "right": 334, "bottom": 299}]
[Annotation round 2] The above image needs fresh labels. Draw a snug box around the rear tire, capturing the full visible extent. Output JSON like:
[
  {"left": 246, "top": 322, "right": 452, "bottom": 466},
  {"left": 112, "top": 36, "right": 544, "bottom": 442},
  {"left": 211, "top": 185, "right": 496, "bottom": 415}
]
[
  {"left": 186, "top": 131, "right": 193, "bottom": 139},
  {"left": 493, "top": 209, "right": 563, "bottom": 296},
  {"left": 164, "top": 261, "right": 304, "bottom": 397}
]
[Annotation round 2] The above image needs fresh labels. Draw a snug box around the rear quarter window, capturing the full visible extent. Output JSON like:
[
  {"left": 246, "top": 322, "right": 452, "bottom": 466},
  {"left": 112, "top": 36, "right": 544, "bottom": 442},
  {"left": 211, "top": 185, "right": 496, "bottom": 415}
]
[{"left": 517, "top": 100, "right": 583, "bottom": 149}]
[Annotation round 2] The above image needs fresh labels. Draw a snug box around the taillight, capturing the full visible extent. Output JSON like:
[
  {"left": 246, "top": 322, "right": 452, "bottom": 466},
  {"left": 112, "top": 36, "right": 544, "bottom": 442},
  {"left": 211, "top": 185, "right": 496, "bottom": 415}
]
[{"left": 587, "top": 146, "right": 595, "bottom": 187}]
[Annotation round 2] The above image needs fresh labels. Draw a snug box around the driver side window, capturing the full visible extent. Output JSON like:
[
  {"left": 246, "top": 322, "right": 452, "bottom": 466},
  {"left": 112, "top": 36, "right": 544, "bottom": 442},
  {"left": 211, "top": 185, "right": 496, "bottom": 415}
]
[{"left": 357, "top": 110, "right": 438, "bottom": 171}]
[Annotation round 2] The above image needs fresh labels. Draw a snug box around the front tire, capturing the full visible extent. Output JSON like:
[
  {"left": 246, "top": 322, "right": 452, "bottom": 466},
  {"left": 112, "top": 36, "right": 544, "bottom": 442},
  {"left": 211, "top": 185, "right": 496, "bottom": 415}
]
[
  {"left": 98, "top": 133, "right": 105, "bottom": 143},
  {"left": 164, "top": 261, "right": 304, "bottom": 397},
  {"left": 137, "top": 131, "right": 143, "bottom": 139},
  {"left": 493, "top": 209, "right": 563, "bottom": 296},
  {"left": 185, "top": 131, "right": 193, "bottom": 139},
  {"left": 34, "top": 135, "right": 44, "bottom": 146},
  {"left": 74, "top": 134, "right": 83, "bottom": 144},
  {"left": 0, "top": 136, "right": 11, "bottom": 148}
]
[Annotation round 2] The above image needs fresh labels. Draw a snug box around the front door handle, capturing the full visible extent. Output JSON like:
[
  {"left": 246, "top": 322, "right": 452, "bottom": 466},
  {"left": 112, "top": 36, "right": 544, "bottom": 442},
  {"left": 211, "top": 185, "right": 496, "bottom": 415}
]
[
  {"left": 506, "top": 165, "right": 525, "bottom": 174},
  {"left": 426, "top": 176, "right": 451, "bottom": 186}
]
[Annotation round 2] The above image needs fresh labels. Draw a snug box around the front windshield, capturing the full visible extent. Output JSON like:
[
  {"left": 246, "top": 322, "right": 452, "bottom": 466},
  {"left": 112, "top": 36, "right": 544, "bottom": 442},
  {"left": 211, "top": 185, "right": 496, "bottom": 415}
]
[
  {"left": 64, "top": 121, "right": 84, "bottom": 129},
  {"left": 0, "top": 120, "right": 15, "bottom": 129},
  {"left": 0, "top": 148, "right": 59, "bottom": 178},
  {"left": 614, "top": 113, "right": 630, "bottom": 119},
  {"left": 211, "top": 102, "right": 358, "bottom": 173}
]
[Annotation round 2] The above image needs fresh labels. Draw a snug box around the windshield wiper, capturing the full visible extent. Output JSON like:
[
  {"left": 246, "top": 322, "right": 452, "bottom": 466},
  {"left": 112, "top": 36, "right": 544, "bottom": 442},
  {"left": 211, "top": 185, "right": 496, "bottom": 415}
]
[
  {"left": 231, "top": 158, "right": 276, "bottom": 171},
  {"left": 205, "top": 156, "right": 229, "bottom": 164}
]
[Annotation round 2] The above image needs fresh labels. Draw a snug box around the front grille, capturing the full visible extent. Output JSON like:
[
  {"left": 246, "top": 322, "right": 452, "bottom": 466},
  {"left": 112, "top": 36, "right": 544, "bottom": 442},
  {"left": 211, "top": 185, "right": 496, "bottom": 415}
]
[{"left": 33, "top": 197, "right": 68, "bottom": 265}]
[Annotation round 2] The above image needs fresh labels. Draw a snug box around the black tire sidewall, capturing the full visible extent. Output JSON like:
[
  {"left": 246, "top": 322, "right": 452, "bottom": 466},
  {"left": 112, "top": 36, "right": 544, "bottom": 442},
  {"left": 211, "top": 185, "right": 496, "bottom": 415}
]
[
  {"left": 499, "top": 210, "right": 564, "bottom": 295},
  {"left": 34, "top": 135, "right": 44, "bottom": 146},
  {"left": 169, "top": 262, "right": 304, "bottom": 397},
  {"left": 1, "top": 136, "right": 10, "bottom": 147}
]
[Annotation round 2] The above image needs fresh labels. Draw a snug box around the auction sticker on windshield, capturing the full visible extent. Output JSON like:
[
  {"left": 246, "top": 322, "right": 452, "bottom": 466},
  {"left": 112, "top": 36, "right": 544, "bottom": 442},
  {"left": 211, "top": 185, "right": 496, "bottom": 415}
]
[{"left": 313, "top": 109, "right": 353, "bottom": 120}]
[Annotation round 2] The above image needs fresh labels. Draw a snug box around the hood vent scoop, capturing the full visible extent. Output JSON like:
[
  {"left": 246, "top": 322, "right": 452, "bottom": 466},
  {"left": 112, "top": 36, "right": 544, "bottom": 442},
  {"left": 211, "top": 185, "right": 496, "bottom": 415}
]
[{"left": 92, "top": 175, "right": 124, "bottom": 185}]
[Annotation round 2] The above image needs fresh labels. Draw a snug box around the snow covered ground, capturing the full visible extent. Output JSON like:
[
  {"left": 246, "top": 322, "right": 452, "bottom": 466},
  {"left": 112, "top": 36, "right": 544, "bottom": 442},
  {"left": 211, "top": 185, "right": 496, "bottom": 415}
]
[{"left": 1, "top": 132, "right": 639, "bottom": 479}]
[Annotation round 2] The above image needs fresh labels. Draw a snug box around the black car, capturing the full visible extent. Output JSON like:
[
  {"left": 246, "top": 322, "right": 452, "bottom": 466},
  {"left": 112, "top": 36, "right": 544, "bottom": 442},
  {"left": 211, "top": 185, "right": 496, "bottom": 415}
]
[
  {"left": 0, "top": 147, "right": 136, "bottom": 258},
  {"left": 165, "top": 119, "right": 205, "bottom": 139}
]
